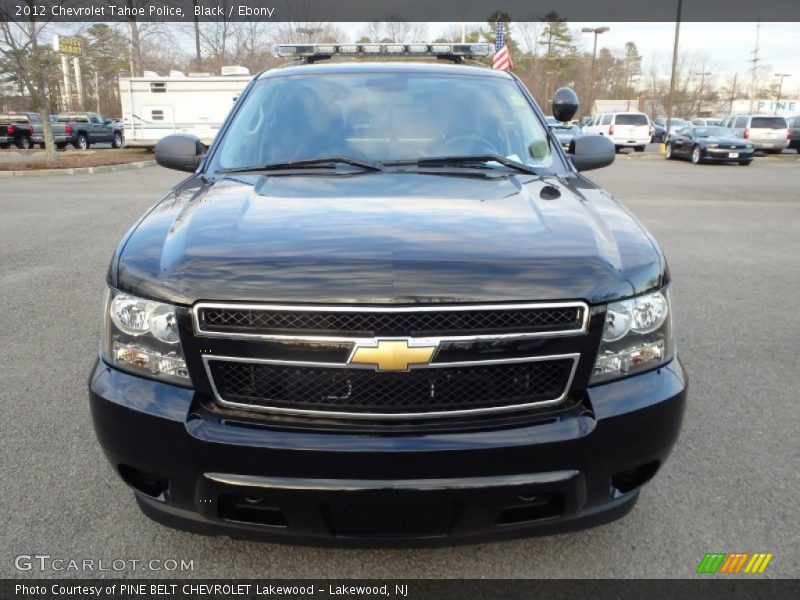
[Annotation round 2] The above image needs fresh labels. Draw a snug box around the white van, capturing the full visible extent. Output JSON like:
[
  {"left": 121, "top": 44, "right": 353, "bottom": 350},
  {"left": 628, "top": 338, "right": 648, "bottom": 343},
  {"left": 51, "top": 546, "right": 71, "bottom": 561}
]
[{"left": 592, "top": 112, "right": 652, "bottom": 152}]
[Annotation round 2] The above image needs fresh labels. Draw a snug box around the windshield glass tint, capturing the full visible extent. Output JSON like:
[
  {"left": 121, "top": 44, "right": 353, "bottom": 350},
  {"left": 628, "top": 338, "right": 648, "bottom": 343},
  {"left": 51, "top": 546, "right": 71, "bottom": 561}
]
[
  {"left": 615, "top": 114, "right": 649, "bottom": 126},
  {"left": 214, "top": 73, "right": 554, "bottom": 170},
  {"left": 750, "top": 117, "right": 787, "bottom": 129},
  {"left": 693, "top": 127, "right": 733, "bottom": 137}
]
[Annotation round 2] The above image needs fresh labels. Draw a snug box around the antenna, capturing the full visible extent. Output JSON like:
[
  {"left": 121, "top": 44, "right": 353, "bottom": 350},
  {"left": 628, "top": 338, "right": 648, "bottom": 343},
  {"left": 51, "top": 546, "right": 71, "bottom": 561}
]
[{"left": 749, "top": 21, "right": 760, "bottom": 113}]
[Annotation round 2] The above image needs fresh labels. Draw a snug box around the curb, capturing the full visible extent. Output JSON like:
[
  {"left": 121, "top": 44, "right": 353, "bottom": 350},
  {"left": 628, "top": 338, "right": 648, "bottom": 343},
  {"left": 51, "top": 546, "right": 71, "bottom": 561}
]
[
  {"left": 624, "top": 153, "right": 662, "bottom": 160},
  {"left": 0, "top": 159, "right": 155, "bottom": 178}
]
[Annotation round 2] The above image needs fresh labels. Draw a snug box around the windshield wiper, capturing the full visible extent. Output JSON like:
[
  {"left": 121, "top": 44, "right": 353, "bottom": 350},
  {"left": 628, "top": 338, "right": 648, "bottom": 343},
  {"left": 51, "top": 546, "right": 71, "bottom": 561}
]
[
  {"left": 390, "top": 155, "right": 542, "bottom": 176},
  {"left": 217, "top": 156, "right": 383, "bottom": 174}
]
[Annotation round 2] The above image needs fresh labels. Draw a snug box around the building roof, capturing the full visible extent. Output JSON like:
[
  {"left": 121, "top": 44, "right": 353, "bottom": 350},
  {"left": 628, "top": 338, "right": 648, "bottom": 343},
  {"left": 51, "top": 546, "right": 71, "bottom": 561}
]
[{"left": 591, "top": 99, "right": 641, "bottom": 114}]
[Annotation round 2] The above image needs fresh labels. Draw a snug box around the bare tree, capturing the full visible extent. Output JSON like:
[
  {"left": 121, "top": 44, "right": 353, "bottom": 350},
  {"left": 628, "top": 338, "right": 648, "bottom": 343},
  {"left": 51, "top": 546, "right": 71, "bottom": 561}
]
[
  {"left": 0, "top": 1, "right": 58, "bottom": 159},
  {"left": 359, "top": 20, "right": 428, "bottom": 43}
]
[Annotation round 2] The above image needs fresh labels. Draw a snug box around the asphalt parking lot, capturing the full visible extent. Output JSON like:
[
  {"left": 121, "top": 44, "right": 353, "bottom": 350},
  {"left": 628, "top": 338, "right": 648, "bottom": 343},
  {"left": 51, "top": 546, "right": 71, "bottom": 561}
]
[{"left": 1, "top": 153, "right": 798, "bottom": 579}]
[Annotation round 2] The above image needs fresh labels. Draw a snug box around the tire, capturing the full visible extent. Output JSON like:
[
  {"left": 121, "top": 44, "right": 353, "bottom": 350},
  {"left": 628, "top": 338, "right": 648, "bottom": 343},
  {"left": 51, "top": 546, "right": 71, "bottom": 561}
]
[
  {"left": 738, "top": 160, "right": 752, "bottom": 166},
  {"left": 16, "top": 136, "right": 32, "bottom": 150},
  {"left": 634, "top": 145, "right": 646, "bottom": 153},
  {"left": 691, "top": 145, "right": 703, "bottom": 165},
  {"left": 112, "top": 132, "right": 124, "bottom": 149},
  {"left": 614, "top": 145, "right": 622, "bottom": 153},
  {"left": 664, "top": 143, "right": 673, "bottom": 159},
  {"left": 75, "top": 134, "right": 89, "bottom": 150}
]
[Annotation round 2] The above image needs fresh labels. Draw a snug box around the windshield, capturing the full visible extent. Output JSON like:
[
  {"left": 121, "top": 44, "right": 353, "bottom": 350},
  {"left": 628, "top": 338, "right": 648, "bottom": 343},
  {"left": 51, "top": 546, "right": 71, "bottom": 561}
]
[
  {"left": 670, "top": 118, "right": 686, "bottom": 126},
  {"left": 693, "top": 127, "right": 734, "bottom": 137},
  {"left": 212, "top": 72, "right": 556, "bottom": 172}
]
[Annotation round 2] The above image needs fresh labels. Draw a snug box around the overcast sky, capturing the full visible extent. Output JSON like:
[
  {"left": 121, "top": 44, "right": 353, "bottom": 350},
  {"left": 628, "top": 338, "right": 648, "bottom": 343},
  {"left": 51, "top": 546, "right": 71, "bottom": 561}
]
[{"left": 425, "top": 21, "right": 800, "bottom": 96}]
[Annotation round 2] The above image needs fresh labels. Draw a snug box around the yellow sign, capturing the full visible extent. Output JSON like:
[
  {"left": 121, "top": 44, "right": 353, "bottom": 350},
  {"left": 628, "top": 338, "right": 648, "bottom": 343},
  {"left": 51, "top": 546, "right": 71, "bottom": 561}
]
[
  {"left": 53, "top": 35, "right": 83, "bottom": 56},
  {"left": 350, "top": 340, "right": 436, "bottom": 372}
]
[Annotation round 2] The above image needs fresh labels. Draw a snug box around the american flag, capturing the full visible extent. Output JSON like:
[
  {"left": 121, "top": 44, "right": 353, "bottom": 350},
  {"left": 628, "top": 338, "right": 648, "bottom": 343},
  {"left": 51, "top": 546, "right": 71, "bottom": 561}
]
[{"left": 492, "top": 20, "right": 513, "bottom": 71}]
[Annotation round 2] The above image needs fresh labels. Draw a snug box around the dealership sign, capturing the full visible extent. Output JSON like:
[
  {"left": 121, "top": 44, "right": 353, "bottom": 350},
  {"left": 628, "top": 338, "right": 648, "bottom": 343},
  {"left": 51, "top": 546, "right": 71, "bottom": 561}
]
[
  {"left": 731, "top": 99, "right": 799, "bottom": 115},
  {"left": 52, "top": 35, "right": 83, "bottom": 55}
]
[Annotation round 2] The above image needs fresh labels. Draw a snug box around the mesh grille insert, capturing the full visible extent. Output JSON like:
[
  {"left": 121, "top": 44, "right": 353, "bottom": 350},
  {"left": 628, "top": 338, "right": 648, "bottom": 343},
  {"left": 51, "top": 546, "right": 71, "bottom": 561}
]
[
  {"left": 208, "top": 358, "right": 574, "bottom": 416},
  {"left": 198, "top": 305, "right": 584, "bottom": 337}
]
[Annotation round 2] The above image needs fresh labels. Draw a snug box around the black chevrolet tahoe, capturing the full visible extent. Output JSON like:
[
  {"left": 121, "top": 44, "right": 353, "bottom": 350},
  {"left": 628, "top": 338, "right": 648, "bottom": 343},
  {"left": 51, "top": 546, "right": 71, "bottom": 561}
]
[{"left": 89, "top": 43, "right": 686, "bottom": 546}]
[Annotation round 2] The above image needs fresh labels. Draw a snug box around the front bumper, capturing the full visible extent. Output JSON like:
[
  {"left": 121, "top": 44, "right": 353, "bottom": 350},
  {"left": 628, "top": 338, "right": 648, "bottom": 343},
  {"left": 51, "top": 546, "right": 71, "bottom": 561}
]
[
  {"left": 702, "top": 148, "right": 755, "bottom": 162},
  {"left": 89, "top": 358, "right": 686, "bottom": 546}
]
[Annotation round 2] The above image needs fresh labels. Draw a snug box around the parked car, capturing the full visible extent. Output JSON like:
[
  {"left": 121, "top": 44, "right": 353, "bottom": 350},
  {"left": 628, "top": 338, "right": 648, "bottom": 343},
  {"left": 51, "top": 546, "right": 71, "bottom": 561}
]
[
  {"left": 787, "top": 115, "right": 800, "bottom": 153},
  {"left": 551, "top": 123, "right": 582, "bottom": 151},
  {"left": 55, "top": 112, "right": 124, "bottom": 149},
  {"left": 89, "top": 44, "right": 685, "bottom": 545},
  {"left": 652, "top": 117, "right": 686, "bottom": 143},
  {"left": 0, "top": 112, "right": 36, "bottom": 149},
  {"left": 719, "top": 114, "right": 789, "bottom": 153},
  {"left": 691, "top": 118, "right": 721, "bottom": 127},
  {"left": 665, "top": 126, "right": 755, "bottom": 165},
  {"left": 588, "top": 112, "right": 651, "bottom": 152}
]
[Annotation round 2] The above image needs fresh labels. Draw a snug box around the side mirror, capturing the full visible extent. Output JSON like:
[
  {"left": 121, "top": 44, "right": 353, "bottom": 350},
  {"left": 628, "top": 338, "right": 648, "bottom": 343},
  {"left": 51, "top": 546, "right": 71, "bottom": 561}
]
[
  {"left": 155, "top": 134, "right": 204, "bottom": 172},
  {"left": 570, "top": 135, "right": 615, "bottom": 172},
  {"left": 552, "top": 87, "right": 579, "bottom": 123}
]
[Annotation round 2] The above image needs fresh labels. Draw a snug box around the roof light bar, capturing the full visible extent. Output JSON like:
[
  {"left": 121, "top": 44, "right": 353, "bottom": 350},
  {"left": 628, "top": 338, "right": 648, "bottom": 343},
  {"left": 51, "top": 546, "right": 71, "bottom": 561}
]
[{"left": 273, "top": 43, "right": 493, "bottom": 60}]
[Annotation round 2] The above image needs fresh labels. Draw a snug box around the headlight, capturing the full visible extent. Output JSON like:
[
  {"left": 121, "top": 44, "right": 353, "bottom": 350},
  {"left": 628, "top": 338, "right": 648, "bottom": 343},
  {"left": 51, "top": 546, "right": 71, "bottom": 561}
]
[
  {"left": 590, "top": 288, "right": 674, "bottom": 384},
  {"left": 101, "top": 289, "right": 190, "bottom": 385}
]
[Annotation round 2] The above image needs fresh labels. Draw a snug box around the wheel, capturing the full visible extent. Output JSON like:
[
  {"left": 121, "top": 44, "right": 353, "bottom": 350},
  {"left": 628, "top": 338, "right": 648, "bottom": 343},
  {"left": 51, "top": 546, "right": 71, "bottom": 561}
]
[
  {"left": 614, "top": 145, "right": 622, "bottom": 153},
  {"left": 634, "top": 145, "right": 646, "bottom": 153},
  {"left": 664, "top": 143, "right": 673, "bottom": 159},
  {"left": 16, "top": 136, "right": 32, "bottom": 150},
  {"left": 56, "top": 143, "right": 67, "bottom": 150},
  {"left": 738, "top": 160, "right": 752, "bottom": 166},
  {"left": 75, "top": 134, "right": 89, "bottom": 150},
  {"left": 691, "top": 145, "right": 703, "bottom": 164},
  {"left": 112, "top": 132, "right": 124, "bottom": 149}
]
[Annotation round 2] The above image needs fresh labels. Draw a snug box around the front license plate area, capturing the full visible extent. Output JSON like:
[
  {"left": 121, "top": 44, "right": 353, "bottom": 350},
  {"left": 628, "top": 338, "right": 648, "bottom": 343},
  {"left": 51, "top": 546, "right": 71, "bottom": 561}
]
[{"left": 729, "top": 152, "right": 739, "bottom": 158}]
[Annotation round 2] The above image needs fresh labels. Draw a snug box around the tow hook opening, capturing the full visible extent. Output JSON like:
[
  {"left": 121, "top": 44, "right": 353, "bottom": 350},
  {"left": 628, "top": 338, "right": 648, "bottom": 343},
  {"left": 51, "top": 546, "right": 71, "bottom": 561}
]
[
  {"left": 612, "top": 460, "right": 660, "bottom": 495},
  {"left": 218, "top": 494, "right": 288, "bottom": 527},
  {"left": 118, "top": 464, "right": 169, "bottom": 499},
  {"left": 496, "top": 491, "right": 564, "bottom": 525}
]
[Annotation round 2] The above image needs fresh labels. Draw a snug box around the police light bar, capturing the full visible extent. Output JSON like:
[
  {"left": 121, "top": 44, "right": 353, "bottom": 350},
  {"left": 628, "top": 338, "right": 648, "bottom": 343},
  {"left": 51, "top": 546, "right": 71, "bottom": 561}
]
[{"left": 273, "top": 43, "right": 493, "bottom": 59}]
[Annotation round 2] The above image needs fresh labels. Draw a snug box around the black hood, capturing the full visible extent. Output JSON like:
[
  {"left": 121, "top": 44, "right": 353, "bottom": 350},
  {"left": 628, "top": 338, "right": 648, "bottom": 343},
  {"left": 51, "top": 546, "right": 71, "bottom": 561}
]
[{"left": 113, "top": 172, "right": 664, "bottom": 306}]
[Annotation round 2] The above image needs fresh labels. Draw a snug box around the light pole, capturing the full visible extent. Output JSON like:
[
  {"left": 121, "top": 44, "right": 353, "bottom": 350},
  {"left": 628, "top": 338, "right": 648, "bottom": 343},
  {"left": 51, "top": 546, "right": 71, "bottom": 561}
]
[
  {"left": 297, "top": 27, "right": 323, "bottom": 42},
  {"left": 774, "top": 73, "right": 790, "bottom": 114},
  {"left": 665, "top": 0, "right": 683, "bottom": 146},
  {"left": 581, "top": 26, "right": 609, "bottom": 117}
]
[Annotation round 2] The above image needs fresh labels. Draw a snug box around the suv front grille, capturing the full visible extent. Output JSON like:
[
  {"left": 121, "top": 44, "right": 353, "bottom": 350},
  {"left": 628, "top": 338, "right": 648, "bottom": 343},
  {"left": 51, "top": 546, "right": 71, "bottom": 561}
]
[
  {"left": 195, "top": 302, "right": 588, "bottom": 420},
  {"left": 196, "top": 303, "right": 586, "bottom": 338},
  {"left": 206, "top": 357, "right": 576, "bottom": 418}
]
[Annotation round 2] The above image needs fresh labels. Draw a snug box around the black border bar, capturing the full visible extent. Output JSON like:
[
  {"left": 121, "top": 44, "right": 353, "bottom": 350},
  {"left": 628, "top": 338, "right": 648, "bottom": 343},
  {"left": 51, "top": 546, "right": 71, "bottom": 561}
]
[
  {"left": 4, "top": 579, "right": 800, "bottom": 600},
  {"left": 2, "top": 0, "right": 800, "bottom": 22}
]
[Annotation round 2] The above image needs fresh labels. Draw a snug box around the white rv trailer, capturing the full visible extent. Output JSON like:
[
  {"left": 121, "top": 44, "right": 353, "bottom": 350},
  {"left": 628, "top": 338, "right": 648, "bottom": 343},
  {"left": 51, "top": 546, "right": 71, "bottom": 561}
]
[{"left": 119, "top": 66, "right": 253, "bottom": 148}]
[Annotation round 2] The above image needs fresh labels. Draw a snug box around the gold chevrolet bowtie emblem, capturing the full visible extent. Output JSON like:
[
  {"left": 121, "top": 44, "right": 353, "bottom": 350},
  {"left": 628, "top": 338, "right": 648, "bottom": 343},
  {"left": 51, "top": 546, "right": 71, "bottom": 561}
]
[{"left": 350, "top": 340, "right": 437, "bottom": 371}]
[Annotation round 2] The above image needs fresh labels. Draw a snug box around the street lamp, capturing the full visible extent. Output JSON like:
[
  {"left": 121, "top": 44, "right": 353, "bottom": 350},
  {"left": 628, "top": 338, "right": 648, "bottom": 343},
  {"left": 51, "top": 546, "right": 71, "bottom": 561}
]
[
  {"left": 581, "top": 26, "right": 609, "bottom": 116},
  {"left": 774, "top": 73, "right": 791, "bottom": 114},
  {"left": 297, "top": 27, "right": 323, "bottom": 42}
]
